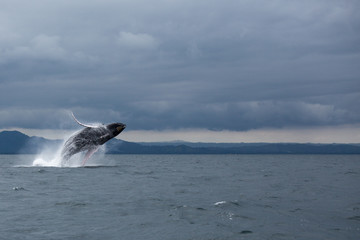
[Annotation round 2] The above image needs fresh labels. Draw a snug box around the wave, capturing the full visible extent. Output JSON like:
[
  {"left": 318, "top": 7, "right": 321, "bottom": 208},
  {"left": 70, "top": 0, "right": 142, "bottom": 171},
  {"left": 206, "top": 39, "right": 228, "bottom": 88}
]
[
  {"left": 13, "top": 163, "right": 117, "bottom": 169},
  {"left": 82, "top": 165, "right": 118, "bottom": 169}
]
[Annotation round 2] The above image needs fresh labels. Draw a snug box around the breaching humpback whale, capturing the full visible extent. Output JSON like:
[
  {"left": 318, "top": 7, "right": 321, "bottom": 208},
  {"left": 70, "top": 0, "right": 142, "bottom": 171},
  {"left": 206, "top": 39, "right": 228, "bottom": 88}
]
[{"left": 61, "top": 113, "right": 126, "bottom": 166}]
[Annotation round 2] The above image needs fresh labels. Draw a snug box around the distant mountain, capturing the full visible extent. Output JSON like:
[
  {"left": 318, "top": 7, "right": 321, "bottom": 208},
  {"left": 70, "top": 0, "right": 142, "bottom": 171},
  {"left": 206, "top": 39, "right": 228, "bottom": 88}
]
[
  {"left": 0, "top": 131, "right": 29, "bottom": 154},
  {"left": 107, "top": 139, "right": 360, "bottom": 154},
  {"left": 1, "top": 130, "right": 360, "bottom": 154},
  {"left": 0, "top": 131, "right": 61, "bottom": 154}
]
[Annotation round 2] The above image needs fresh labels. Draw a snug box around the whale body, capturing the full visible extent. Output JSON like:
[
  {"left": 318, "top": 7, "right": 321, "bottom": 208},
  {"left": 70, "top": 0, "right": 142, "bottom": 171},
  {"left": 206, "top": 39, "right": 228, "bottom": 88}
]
[{"left": 61, "top": 113, "right": 126, "bottom": 166}]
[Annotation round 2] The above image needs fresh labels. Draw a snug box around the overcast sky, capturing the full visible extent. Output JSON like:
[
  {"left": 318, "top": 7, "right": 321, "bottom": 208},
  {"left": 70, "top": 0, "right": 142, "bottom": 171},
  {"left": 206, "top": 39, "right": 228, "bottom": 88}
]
[{"left": 0, "top": 0, "right": 359, "bottom": 142}]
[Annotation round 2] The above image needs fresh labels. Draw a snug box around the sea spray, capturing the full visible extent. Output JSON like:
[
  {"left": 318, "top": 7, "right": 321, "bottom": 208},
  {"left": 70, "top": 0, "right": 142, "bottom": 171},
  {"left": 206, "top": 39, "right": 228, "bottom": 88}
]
[
  {"left": 32, "top": 139, "right": 67, "bottom": 167},
  {"left": 32, "top": 138, "right": 107, "bottom": 167}
]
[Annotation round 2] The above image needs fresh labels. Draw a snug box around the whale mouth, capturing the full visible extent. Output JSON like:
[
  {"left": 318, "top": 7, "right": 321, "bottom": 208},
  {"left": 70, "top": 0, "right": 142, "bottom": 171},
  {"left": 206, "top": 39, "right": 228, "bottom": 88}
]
[{"left": 116, "top": 124, "right": 126, "bottom": 132}]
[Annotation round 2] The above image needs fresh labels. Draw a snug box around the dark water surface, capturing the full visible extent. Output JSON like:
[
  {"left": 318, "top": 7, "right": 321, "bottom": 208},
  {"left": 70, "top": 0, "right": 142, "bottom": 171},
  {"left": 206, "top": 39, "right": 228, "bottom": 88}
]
[{"left": 0, "top": 154, "right": 359, "bottom": 240}]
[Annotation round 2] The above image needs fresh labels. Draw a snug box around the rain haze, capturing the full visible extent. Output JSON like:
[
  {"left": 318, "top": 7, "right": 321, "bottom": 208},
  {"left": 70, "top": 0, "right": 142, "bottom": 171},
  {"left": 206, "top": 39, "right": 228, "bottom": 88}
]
[{"left": 0, "top": 0, "right": 359, "bottom": 143}]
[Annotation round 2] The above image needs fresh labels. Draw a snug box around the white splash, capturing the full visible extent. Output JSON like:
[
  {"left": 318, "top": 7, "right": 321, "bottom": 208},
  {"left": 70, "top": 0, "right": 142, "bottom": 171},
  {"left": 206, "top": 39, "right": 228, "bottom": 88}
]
[
  {"left": 31, "top": 139, "right": 106, "bottom": 168},
  {"left": 214, "top": 201, "right": 227, "bottom": 206},
  {"left": 32, "top": 140, "right": 70, "bottom": 167}
]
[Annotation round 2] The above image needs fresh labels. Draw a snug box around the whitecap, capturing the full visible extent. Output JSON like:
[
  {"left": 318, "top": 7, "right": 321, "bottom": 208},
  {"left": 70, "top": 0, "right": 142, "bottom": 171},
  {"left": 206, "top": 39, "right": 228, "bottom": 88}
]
[{"left": 214, "top": 201, "right": 227, "bottom": 206}]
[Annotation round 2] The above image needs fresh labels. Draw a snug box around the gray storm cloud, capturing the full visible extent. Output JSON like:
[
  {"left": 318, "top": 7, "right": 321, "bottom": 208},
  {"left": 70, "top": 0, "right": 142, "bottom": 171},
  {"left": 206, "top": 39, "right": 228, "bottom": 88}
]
[{"left": 0, "top": 0, "right": 359, "bottom": 131}]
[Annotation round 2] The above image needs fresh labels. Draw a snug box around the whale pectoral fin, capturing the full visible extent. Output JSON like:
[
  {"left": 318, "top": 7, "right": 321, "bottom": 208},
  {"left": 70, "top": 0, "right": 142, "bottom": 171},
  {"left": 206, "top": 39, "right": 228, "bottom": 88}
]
[
  {"left": 72, "top": 112, "right": 99, "bottom": 128},
  {"left": 82, "top": 147, "right": 99, "bottom": 166}
]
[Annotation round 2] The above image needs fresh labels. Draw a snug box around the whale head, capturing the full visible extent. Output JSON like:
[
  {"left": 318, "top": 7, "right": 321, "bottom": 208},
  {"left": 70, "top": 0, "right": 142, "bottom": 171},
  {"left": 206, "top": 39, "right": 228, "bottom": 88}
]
[{"left": 107, "top": 123, "right": 126, "bottom": 137}]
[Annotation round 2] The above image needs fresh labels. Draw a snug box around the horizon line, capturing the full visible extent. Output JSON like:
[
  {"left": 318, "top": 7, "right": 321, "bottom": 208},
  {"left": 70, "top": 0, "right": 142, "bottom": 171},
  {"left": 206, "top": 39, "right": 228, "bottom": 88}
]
[{"left": 1, "top": 124, "right": 360, "bottom": 144}]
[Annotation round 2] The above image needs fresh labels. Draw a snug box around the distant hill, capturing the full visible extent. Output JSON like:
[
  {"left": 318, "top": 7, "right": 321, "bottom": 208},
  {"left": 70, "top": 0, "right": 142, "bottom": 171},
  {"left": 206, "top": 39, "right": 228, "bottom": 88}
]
[
  {"left": 106, "top": 140, "right": 360, "bottom": 154},
  {"left": 0, "top": 131, "right": 30, "bottom": 154},
  {"left": 0, "top": 131, "right": 60, "bottom": 154},
  {"left": 1, "top": 130, "right": 360, "bottom": 154}
]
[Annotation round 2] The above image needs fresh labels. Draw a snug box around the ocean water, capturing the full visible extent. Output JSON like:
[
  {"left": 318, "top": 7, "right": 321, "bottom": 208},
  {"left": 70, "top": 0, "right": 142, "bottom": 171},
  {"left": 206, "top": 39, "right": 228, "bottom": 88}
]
[{"left": 0, "top": 154, "right": 359, "bottom": 240}]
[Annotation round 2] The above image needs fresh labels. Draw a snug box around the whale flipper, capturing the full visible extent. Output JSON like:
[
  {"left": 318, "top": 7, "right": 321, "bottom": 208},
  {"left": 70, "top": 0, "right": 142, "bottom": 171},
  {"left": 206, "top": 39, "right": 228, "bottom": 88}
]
[
  {"left": 82, "top": 147, "right": 99, "bottom": 166},
  {"left": 72, "top": 112, "right": 99, "bottom": 128}
]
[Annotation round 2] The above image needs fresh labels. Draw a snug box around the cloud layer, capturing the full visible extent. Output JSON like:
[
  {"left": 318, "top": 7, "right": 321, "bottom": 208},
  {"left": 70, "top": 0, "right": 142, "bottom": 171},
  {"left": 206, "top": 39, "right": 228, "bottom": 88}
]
[{"left": 0, "top": 0, "right": 359, "bottom": 134}]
